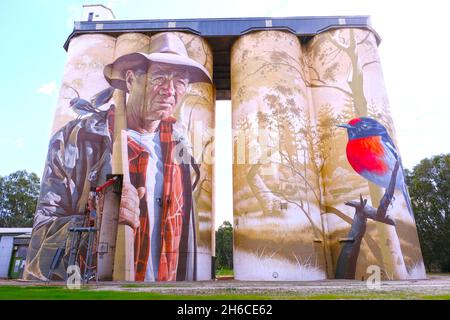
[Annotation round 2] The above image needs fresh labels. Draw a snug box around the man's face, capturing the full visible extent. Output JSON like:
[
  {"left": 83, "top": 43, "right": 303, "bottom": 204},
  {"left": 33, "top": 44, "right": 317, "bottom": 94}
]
[{"left": 126, "top": 63, "right": 189, "bottom": 124}]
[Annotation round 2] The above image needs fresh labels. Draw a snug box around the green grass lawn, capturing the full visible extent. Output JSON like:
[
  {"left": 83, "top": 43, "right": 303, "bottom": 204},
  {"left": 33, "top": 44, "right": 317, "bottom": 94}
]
[
  {"left": 215, "top": 268, "right": 234, "bottom": 277},
  {"left": 0, "top": 286, "right": 448, "bottom": 300}
]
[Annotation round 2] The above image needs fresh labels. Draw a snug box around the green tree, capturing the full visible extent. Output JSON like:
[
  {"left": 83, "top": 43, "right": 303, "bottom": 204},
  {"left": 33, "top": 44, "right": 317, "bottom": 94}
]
[
  {"left": 215, "top": 221, "right": 233, "bottom": 271},
  {"left": 0, "top": 170, "right": 40, "bottom": 227},
  {"left": 405, "top": 154, "right": 450, "bottom": 272}
]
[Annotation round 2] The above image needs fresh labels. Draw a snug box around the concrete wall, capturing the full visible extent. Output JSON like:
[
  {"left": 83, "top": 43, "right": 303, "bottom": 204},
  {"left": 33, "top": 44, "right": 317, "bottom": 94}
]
[{"left": 0, "top": 236, "right": 14, "bottom": 278}]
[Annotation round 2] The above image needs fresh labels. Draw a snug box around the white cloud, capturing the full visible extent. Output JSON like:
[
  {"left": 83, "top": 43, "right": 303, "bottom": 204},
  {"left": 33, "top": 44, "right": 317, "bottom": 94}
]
[
  {"left": 0, "top": 137, "right": 11, "bottom": 145},
  {"left": 107, "top": 0, "right": 129, "bottom": 9},
  {"left": 0, "top": 137, "right": 25, "bottom": 148},
  {"left": 36, "top": 81, "right": 57, "bottom": 96},
  {"left": 15, "top": 138, "right": 24, "bottom": 149}
]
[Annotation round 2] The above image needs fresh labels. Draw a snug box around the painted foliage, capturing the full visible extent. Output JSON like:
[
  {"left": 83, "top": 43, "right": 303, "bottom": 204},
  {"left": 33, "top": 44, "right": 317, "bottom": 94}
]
[
  {"left": 232, "top": 31, "right": 328, "bottom": 280},
  {"left": 24, "top": 26, "right": 425, "bottom": 282},
  {"left": 24, "top": 32, "right": 214, "bottom": 282},
  {"left": 232, "top": 29, "right": 425, "bottom": 280}
]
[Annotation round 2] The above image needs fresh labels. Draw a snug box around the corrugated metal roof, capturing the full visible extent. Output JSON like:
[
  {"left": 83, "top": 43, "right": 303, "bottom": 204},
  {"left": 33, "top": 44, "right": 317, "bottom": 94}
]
[
  {"left": 64, "top": 15, "right": 379, "bottom": 49},
  {"left": 0, "top": 228, "right": 32, "bottom": 235}
]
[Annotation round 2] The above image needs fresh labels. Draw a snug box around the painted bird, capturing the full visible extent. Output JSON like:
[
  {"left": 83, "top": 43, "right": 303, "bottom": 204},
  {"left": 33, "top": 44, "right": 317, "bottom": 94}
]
[
  {"left": 67, "top": 86, "right": 115, "bottom": 119},
  {"left": 338, "top": 117, "right": 414, "bottom": 218}
]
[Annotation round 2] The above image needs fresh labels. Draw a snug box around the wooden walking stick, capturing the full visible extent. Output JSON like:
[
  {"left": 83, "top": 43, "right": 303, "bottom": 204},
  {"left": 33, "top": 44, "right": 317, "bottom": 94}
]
[
  {"left": 103, "top": 33, "right": 151, "bottom": 281},
  {"left": 96, "top": 89, "right": 134, "bottom": 281},
  {"left": 111, "top": 89, "right": 135, "bottom": 281}
]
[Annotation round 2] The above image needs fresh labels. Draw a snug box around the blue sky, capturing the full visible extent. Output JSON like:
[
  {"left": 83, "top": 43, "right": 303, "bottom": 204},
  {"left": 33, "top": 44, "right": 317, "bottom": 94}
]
[
  {"left": 0, "top": 1, "right": 73, "bottom": 176},
  {"left": 0, "top": 0, "right": 301, "bottom": 177},
  {"left": 1, "top": 0, "right": 449, "bottom": 227}
]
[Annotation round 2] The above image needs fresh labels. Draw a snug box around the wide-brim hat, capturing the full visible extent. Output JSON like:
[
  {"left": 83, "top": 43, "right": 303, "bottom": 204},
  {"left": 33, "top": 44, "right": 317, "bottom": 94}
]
[{"left": 104, "top": 33, "right": 212, "bottom": 92}]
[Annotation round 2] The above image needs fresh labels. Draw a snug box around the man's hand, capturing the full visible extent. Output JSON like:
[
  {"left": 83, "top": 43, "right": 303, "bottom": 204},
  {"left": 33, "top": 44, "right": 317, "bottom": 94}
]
[{"left": 119, "top": 181, "right": 145, "bottom": 230}]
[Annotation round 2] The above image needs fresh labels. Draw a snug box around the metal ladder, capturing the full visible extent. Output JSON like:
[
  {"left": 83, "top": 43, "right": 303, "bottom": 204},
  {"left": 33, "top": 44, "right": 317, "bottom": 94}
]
[{"left": 67, "top": 226, "right": 98, "bottom": 284}]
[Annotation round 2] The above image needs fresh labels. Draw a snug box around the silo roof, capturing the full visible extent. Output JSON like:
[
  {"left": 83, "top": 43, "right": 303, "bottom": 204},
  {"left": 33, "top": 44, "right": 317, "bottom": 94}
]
[{"left": 64, "top": 16, "right": 379, "bottom": 99}]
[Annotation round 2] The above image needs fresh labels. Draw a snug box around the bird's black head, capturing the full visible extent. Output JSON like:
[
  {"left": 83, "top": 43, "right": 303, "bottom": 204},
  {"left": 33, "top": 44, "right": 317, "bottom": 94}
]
[
  {"left": 69, "top": 97, "right": 78, "bottom": 107},
  {"left": 337, "top": 117, "right": 388, "bottom": 140}
]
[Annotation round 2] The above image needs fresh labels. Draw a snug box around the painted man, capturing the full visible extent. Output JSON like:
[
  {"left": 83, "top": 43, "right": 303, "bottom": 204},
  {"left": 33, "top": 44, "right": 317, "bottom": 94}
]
[{"left": 24, "top": 33, "right": 212, "bottom": 282}]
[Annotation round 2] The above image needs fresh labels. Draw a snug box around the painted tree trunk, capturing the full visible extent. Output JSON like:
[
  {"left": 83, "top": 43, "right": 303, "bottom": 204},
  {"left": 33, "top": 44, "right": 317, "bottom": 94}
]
[
  {"left": 231, "top": 30, "right": 328, "bottom": 281},
  {"left": 335, "top": 209, "right": 367, "bottom": 279},
  {"left": 335, "top": 160, "right": 399, "bottom": 278}
]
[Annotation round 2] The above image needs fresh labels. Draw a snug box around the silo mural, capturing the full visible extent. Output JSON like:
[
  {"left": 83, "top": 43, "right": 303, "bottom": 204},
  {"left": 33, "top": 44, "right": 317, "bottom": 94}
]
[
  {"left": 231, "top": 28, "right": 425, "bottom": 280},
  {"left": 25, "top": 33, "right": 117, "bottom": 281},
  {"left": 24, "top": 32, "right": 215, "bottom": 282},
  {"left": 231, "top": 31, "right": 328, "bottom": 281},
  {"left": 24, "top": 13, "right": 426, "bottom": 282},
  {"left": 305, "top": 28, "right": 426, "bottom": 280}
]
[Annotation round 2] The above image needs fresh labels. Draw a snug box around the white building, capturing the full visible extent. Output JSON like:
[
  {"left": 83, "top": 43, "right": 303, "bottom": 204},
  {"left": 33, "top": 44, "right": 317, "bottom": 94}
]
[
  {"left": 0, "top": 228, "right": 32, "bottom": 278},
  {"left": 82, "top": 4, "right": 115, "bottom": 21}
]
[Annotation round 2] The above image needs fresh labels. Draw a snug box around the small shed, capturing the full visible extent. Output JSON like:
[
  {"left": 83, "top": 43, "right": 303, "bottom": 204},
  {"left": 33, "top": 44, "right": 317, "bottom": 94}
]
[{"left": 0, "top": 228, "right": 32, "bottom": 279}]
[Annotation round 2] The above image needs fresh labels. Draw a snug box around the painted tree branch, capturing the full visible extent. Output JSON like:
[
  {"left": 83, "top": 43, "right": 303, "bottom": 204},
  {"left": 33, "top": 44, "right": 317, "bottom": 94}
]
[
  {"left": 361, "top": 60, "right": 380, "bottom": 69},
  {"left": 335, "top": 159, "right": 400, "bottom": 279},
  {"left": 321, "top": 205, "right": 383, "bottom": 262},
  {"left": 242, "top": 60, "right": 304, "bottom": 84},
  {"left": 245, "top": 148, "right": 323, "bottom": 237},
  {"left": 266, "top": 190, "right": 324, "bottom": 239},
  {"left": 308, "top": 83, "right": 353, "bottom": 97},
  {"left": 305, "top": 61, "right": 353, "bottom": 97},
  {"left": 278, "top": 150, "right": 321, "bottom": 204},
  {"left": 357, "top": 31, "right": 372, "bottom": 46}
]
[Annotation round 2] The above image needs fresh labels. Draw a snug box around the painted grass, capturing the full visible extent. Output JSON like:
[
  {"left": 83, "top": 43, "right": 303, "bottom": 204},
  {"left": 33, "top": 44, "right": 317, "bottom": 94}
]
[
  {"left": 0, "top": 286, "right": 448, "bottom": 300},
  {"left": 233, "top": 250, "right": 325, "bottom": 281}
]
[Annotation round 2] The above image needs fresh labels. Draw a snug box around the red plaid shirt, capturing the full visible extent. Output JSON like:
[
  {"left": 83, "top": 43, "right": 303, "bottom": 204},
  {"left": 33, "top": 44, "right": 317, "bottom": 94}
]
[
  {"left": 127, "top": 118, "right": 185, "bottom": 281},
  {"left": 107, "top": 109, "right": 196, "bottom": 282}
]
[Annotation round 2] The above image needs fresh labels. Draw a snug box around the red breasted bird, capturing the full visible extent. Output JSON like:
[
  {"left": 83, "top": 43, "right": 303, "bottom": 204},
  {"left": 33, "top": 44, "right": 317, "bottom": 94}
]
[{"left": 338, "top": 117, "right": 414, "bottom": 218}]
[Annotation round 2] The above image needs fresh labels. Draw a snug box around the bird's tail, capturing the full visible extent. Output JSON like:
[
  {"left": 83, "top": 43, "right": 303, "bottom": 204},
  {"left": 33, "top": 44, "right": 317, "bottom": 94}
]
[
  {"left": 91, "top": 86, "right": 115, "bottom": 108},
  {"left": 397, "top": 158, "right": 415, "bottom": 220},
  {"left": 402, "top": 184, "right": 415, "bottom": 220}
]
